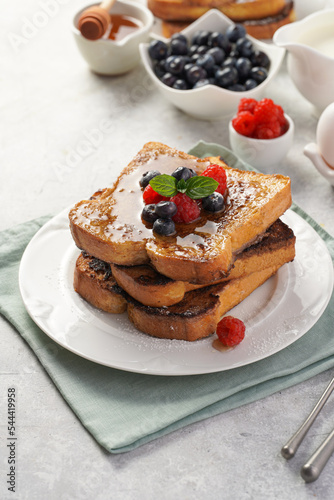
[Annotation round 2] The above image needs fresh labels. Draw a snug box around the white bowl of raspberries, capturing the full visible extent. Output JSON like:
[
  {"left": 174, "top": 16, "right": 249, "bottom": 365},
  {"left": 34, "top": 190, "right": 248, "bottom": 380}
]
[
  {"left": 229, "top": 97, "right": 294, "bottom": 170},
  {"left": 139, "top": 9, "right": 285, "bottom": 120}
]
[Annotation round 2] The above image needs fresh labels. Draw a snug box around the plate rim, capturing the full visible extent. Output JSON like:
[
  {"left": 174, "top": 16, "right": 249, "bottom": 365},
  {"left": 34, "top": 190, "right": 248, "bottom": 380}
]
[{"left": 18, "top": 207, "right": 334, "bottom": 376}]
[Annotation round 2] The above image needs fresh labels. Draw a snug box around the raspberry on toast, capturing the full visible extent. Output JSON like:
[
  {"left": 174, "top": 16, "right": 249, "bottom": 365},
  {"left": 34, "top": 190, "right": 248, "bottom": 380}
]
[{"left": 69, "top": 142, "right": 291, "bottom": 284}]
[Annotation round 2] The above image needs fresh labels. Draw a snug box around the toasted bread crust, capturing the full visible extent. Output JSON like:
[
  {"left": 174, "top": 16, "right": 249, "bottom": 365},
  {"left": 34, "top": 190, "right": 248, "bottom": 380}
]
[
  {"left": 148, "top": 0, "right": 286, "bottom": 21},
  {"left": 73, "top": 254, "right": 127, "bottom": 314},
  {"left": 243, "top": 3, "right": 295, "bottom": 39},
  {"left": 69, "top": 143, "right": 291, "bottom": 284},
  {"left": 127, "top": 265, "right": 282, "bottom": 341},
  {"left": 73, "top": 219, "right": 295, "bottom": 340},
  {"left": 74, "top": 253, "right": 289, "bottom": 341},
  {"left": 157, "top": 1, "right": 295, "bottom": 39},
  {"left": 146, "top": 158, "right": 292, "bottom": 283},
  {"left": 112, "top": 219, "right": 295, "bottom": 306}
]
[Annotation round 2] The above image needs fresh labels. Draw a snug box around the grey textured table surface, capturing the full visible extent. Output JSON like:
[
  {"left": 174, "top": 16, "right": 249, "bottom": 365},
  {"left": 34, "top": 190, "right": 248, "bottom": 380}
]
[{"left": 1, "top": 1, "right": 334, "bottom": 499}]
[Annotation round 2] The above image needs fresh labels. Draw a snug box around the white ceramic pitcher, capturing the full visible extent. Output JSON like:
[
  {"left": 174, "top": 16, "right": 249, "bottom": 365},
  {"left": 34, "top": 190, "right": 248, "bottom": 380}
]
[{"left": 274, "top": 9, "right": 334, "bottom": 112}]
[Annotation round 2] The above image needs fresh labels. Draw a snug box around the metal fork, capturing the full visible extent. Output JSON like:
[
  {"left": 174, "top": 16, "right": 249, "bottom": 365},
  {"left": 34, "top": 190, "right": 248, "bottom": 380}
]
[{"left": 281, "top": 375, "right": 334, "bottom": 482}]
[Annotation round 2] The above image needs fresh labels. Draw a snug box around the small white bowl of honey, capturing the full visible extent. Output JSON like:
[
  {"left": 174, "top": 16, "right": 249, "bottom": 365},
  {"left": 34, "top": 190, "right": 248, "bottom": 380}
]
[{"left": 72, "top": 1, "right": 154, "bottom": 75}]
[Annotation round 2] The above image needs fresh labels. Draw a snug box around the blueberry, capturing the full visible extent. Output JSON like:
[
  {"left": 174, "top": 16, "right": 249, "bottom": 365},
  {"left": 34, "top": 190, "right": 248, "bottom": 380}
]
[
  {"left": 148, "top": 39, "right": 168, "bottom": 60},
  {"left": 184, "top": 62, "right": 193, "bottom": 73},
  {"left": 226, "top": 24, "right": 246, "bottom": 43},
  {"left": 235, "top": 37, "right": 253, "bottom": 58},
  {"left": 155, "top": 201, "right": 177, "bottom": 219},
  {"left": 153, "top": 218, "right": 176, "bottom": 236},
  {"left": 251, "top": 50, "right": 270, "bottom": 70},
  {"left": 161, "top": 72, "right": 176, "bottom": 87},
  {"left": 164, "top": 55, "right": 186, "bottom": 75},
  {"left": 192, "top": 30, "right": 210, "bottom": 46},
  {"left": 142, "top": 204, "right": 159, "bottom": 223},
  {"left": 189, "top": 44, "right": 199, "bottom": 56},
  {"left": 244, "top": 78, "right": 258, "bottom": 90},
  {"left": 235, "top": 57, "right": 252, "bottom": 80},
  {"left": 171, "top": 33, "right": 188, "bottom": 45},
  {"left": 186, "top": 65, "right": 207, "bottom": 85},
  {"left": 190, "top": 53, "right": 201, "bottom": 64},
  {"left": 191, "top": 31, "right": 201, "bottom": 45},
  {"left": 153, "top": 59, "right": 166, "bottom": 78},
  {"left": 170, "top": 39, "right": 188, "bottom": 56},
  {"left": 193, "top": 78, "right": 211, "bottom": 89},
  {"left": 206, "top": 47, "right": 225, "bottom": 65},
  {"left": 215, "top": 67, "right": 238, "bottom": 88},
  {"left": 196, "top": 53, "right": 215, "bottom": 73},
  {"left": 222, "top": 56, "right": 237, "bottom": 69},
  {"left": 172, "top": 79, "right": 189, "bottom": 90},
  {"left": 202, "top": 192, "right": 225, "bottom": 212},
  {"left": 139, "top": 170, "right": 161, "bottom": 188},
  {"left": 208, "top": 32, "right": 231, "bottom": 53},
  {"left": 172, "top": 166, "right": 196, "bottom": 181},
  {"left": 196, "top": 45, "right": 208, "bottom": 55},
  {"left": 249, "top": 66, "right": 268, "bottom": 84}
]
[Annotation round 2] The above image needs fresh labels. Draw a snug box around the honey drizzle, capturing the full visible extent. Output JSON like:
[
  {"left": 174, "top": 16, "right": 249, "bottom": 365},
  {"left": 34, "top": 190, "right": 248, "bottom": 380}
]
[
  {"left": 212, "top": 339, "right": 232, "bottom": 352},
  {"left": 70, "top": 151, "right": 264, "bottom": 256}
]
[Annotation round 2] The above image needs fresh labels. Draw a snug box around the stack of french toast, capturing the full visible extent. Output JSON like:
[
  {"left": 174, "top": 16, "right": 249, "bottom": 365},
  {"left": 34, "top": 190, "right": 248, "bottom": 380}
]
[
  {"left": 69, "top": 142, "right": 295, "bottom": 342},
  {"left": 148, "top": 0, "right": 295, "bottom": 39}
]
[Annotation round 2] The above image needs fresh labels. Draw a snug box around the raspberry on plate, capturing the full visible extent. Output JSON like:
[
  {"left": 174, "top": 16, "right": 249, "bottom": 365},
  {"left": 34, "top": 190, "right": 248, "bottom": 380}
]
[
  {"left": 143, "top": 185, "right": 168, "bottom": 205},
  {"left": 232, "top": 111, "right": 256, "bottom": 137},
  {"left": 216, "top": 316, "right": 245, "bottom": 347},
  {"left": 170, "top": 192, "right": 201, "bottom": 223},
  {"left": 201, "top": 163, "right": 227, "bottom": 195}
]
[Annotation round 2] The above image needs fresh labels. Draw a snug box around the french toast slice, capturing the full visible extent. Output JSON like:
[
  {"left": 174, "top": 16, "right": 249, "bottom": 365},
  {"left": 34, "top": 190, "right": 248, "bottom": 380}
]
[
  {"left": 73, "top": 219, "right": 295, "bottom": 340},
  {"left": 111, "top": 219, "right": 295, "bottom": 306},
  {"left": 74, "top": 252, "right": 292, "bottom": 341},
  {"left": 126, "top": 264, "right": 283, "bottom": 341},
  {"left": 73, "top": 252, "right": 127, "bottom": 314},
  {"left": 69, "top": 142, "right": 291, "bottom": 284}
]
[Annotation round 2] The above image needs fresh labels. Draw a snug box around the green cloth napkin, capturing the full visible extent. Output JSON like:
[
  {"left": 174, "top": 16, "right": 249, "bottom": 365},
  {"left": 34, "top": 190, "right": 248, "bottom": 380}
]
[{"left": 0, "top": 142, "right": 333, "bottom": 454}]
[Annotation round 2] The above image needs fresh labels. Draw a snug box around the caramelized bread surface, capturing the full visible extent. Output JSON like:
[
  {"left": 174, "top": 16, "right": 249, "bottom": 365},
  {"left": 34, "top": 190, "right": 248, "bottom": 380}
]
[
  {"left": 112, "top": 219, "right": 295, "bottom": 306},
  {"left": 127, "top": 264, "right": 282, "bottom": 341},
  {"left": 242, "top": 3, "right": 295, "bottom": 39},
  {"left": 73, "top": 253, "right": 127, "bottom": 314},
  {"left": 74, "top": 253, "right": 289, "bottom": 341},
  {"left": 148, "top": 0, "right": 286, "bottom": 21},
  {"left": 156, "top": 1, "right": 295, "bottom": 39},
  {"left": 69, "top": 142, "right": 291, "bottom": 283},
  {"left": 74, "top": 221, "right": 295, "bottom": 340}
]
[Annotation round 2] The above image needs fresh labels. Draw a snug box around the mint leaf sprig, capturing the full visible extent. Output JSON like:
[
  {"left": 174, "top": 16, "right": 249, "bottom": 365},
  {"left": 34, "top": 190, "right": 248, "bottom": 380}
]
[{"left": 149, "top": 174, "right": 218, "bottom": 200}]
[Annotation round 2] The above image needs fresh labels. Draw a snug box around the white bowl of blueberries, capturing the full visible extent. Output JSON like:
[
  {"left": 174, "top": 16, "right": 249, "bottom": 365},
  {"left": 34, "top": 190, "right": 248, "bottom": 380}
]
[{"left": 139, "top": 9, "right": 285, "bottom": 120}]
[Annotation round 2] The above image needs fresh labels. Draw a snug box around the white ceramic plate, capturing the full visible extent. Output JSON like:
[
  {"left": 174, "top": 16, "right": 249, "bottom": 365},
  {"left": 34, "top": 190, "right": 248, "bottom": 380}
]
[{"left": 19, "top": 209, "right": 333, "bottom": 376}]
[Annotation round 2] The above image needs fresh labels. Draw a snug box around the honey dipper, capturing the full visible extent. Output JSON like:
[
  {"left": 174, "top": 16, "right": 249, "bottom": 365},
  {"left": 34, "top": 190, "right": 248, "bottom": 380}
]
[{"left": 78, "top": 0, "right": 117, "bottom": 40}]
